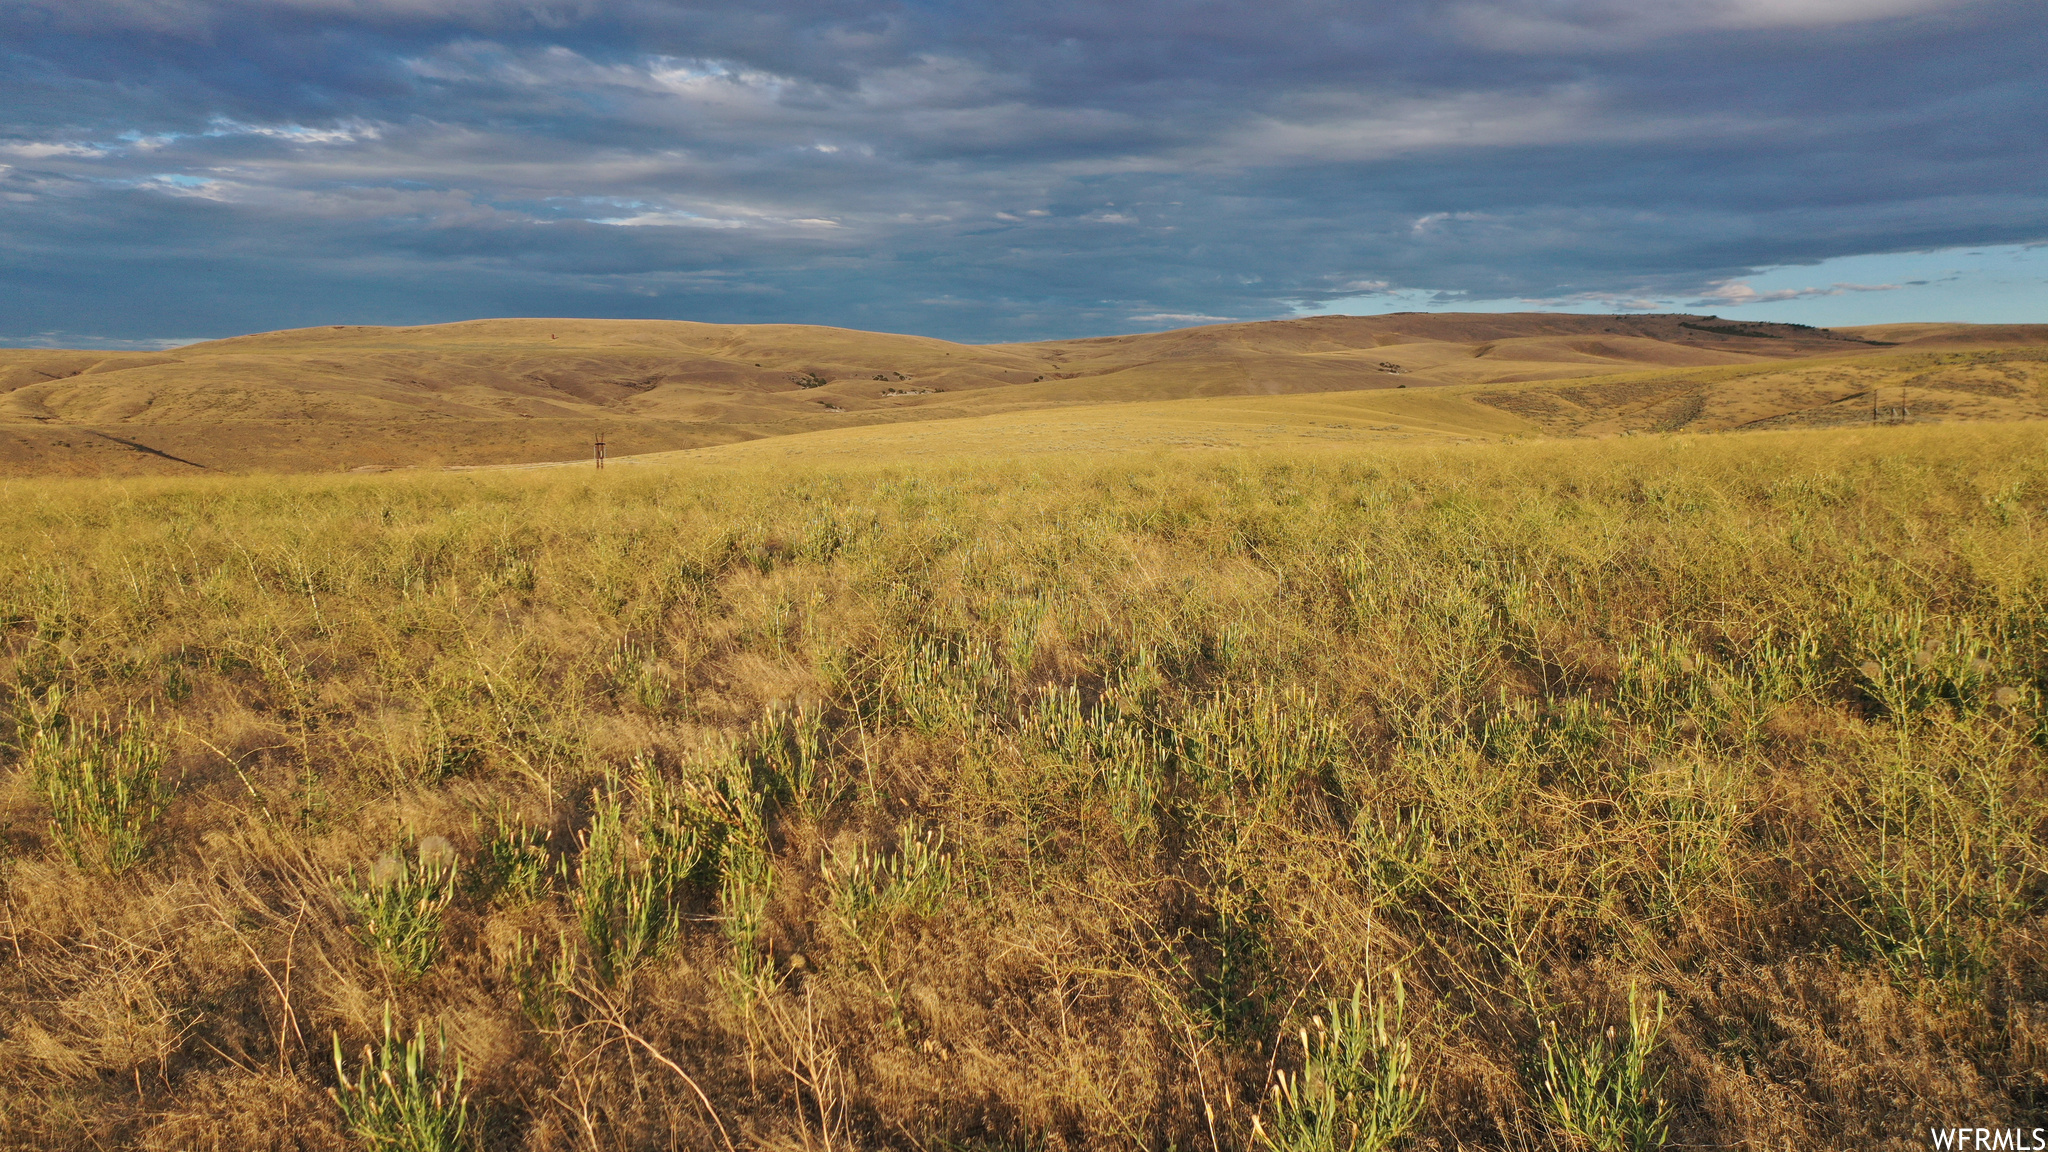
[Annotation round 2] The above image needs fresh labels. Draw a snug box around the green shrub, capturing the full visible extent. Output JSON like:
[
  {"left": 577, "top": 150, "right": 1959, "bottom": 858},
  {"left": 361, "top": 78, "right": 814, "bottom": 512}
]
[
  {"left": 825, "top": 822, "right": 955, "bottom": 1029},
  {"left": 340, "top": 837, "right": 460, "bottom": 974},
  {"left": 828, "top": 822, "right": 955, "bottom": 931},
  {"left": 574, "top": 767, "right": 733, "bottom": 984},
  {"left": 1536, "top": 991, "right": 1671, "bottom": 1152},
  {"left": 470, "top": 811, "right": 552, "bottom": 906},
  {"left": 21, "top": 689, "right": 169, "bottom": 872},
  {"left": 331, "top": 1008, "right": 470, "bottom": 1152},
  {"left": 1256, "top": 978, "right": 1427, "bottom": 1152}
]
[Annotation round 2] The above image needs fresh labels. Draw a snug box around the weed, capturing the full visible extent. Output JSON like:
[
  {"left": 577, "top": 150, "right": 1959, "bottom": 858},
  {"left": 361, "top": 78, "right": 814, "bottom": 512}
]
[
  {"left": 1256, "top": 978, "right": 1427, "bottom": 1152},
  {"left": 506, "top": 930, "right": 577, "bottom": 1031},
  {"left": 1028, "top": 683, "right": 1165, "bottom": 847},
  {"left": 573, "top": 765, "right": 734, "bottom": 983},
  {"left": 826, "top": 822, "right": 956, "bottom": 1026},
  {"left": 330, "top": 1008, "right": 471, "bottom": 1152},
  {"left": 1536, "top": 991, "right": 1672, "bottom": 1152},
  {"left": 1196, "top": 846, "right": 1275, "bottom": 1041},
  {"left": 0, "top": 424, "right": 2043, "bottom": 1147},
  {"left": 721, "top": 828, "right": 773, "bottom": 984},
  {"left": 748, "top": 701, "right": 836, "bottom": 819},
  {"left": 19, "top": 688, "right": 170, "bottom": 872},
  {"left": 1826, "top": 742, "right": 2041, "bottom": 985},
  {"left": 606, "top": 639, "right": 671, "bottom": 713},
  {"left": 470, "top": 811, "right": 552, "bottom": 905},
  {"left": 829, "top": 822, "right": 956, "bottom": 930},
  {"left": 574, "top": 786, "right": 681, "bottom": 984},
  {"left": 340, "top": 838, "right": 460, "bottom": 974},
  {"left": 414, "top": 711, "right": 481, "bottom": 784}
]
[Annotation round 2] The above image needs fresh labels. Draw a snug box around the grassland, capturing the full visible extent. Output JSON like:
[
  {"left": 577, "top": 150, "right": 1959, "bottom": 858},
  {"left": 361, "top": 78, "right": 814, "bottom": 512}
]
[
  {"left": 1, "top": 421, "right": 2045, "bottom": 1150},
  {"left": 575, "top": 346, "right": 2048, "bottom": 468},
  {"left": 8, "top": 313, "right": 2038, "bottom": 475}
]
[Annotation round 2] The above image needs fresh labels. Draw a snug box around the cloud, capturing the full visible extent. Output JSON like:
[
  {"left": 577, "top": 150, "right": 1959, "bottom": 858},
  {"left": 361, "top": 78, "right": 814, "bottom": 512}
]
[
  {"left": 0, "top": 0, "right": 2041, "bottom": 343},
  {"left": 1686, "top": 279, "right": 1906, "bottom": 306},
  {"left": 1451, "top": 0, "right": 1972, "bottom": 51},
  {"left": 0, "top": 330, "right": 208, "bottom": 350},
  {"left": 596, "top": 209, "right": 843, "bottom": 230},
  {"left": 1189, "top": 88, "right": 1773, "bottom": 170},
  {"left": 208, "top": 118, "right": 383, "bottom": 145},
  {"left": 0, "top": 141, "right": 109, "bottom": 158}
]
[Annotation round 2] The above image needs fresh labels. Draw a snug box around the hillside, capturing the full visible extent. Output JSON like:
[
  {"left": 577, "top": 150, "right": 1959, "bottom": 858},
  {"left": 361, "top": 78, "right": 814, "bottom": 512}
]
[
  {"left": 547, "top": 344, "right": 2048, "bottom": 467},
  {"left": 8, "top": 312, "right": 2034, "bottom": 475}
]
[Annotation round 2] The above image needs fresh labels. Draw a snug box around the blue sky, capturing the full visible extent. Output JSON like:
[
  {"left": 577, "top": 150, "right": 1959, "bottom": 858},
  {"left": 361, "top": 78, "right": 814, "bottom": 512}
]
[
  {"left": 1, "top": 0, "right": 2042, "bottom": 347},
  {"left": 1309, "top": 243, "right": 2048, "bottom": 326}
]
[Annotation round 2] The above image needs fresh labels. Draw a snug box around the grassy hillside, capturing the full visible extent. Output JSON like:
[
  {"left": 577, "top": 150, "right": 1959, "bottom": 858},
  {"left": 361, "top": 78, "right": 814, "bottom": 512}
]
[
  {"left": 570, "top": 345, "right": 2048, "bottom": 467},
  {"left": 10, "top": 313, "right": 2030, "bottom": 475},
  {"left": 1, "top": 422, "right": 2044, "bottom": 1149}
]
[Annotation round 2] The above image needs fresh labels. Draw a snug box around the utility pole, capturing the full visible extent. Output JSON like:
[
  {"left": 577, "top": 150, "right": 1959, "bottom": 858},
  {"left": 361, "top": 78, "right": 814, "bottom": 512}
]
[{"left": 595, "top": 429, "right": 606, "bottom": 470}]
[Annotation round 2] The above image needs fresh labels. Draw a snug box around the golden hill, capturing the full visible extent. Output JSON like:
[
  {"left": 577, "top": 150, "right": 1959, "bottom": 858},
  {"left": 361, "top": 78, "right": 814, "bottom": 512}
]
[
  {"left": 1, "top": 313, "right": 2041, "bottom": 474},
  {"left": 563, "top": 344, "right": 2048, "bottom": 468}
]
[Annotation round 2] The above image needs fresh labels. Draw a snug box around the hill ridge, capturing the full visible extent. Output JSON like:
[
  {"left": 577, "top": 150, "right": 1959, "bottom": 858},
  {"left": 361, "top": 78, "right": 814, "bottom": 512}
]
[{"left": 2, "top": 314, "right": 2042, "bottom": 474}]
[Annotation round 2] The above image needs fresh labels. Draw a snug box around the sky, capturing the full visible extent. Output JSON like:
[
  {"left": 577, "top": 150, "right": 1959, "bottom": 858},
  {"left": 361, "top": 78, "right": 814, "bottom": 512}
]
[{"left": 1, "top": 0, "right": 2042, "bottom": 348}]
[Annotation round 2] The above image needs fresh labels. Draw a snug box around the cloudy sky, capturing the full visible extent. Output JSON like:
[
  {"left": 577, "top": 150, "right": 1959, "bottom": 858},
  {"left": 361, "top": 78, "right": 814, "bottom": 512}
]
[{"left": 2, "top": 0, "right": 2042, "bottom": 346}]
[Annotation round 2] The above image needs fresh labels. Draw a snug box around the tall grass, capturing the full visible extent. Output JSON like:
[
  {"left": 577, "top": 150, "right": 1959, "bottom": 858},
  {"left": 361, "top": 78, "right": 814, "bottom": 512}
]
[{"left": 0, "top": 422, "right": 2043, "bottom": 1149}]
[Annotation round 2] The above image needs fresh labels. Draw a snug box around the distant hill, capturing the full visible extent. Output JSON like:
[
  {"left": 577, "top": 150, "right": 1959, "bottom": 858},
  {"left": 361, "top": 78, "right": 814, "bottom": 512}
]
[
  {"left": 574, "top": 345, "right": 2047, "bottom": 467},
  {"left": 1, "top": 313, "right": 2041, "bottom": 474}
]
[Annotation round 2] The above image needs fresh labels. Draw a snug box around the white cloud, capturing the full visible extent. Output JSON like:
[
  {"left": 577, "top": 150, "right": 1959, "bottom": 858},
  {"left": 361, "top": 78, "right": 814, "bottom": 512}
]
[
  {"left": 0, "top": 330, "right": 207, "bottom": 350},
  {"left": 1129, "top": 312, "right": 1237, "bottom": 324},
  {"left": 143, "top": 173, "right": 233, "bottom": 199},
  {"left": 1688, "top": 279, "right": 1904, "bottom": 305},
  {"left": 207, "top": 117, "right": 382, "bottom": 145},
  {"left": 16, "top": 0, "right": 590, "bottom": 35},
  {"left": 1411, "top": 211, "right": 1501, "bottom": 234},
  {"left": 1502, "top": 278, "right": 1909, "bottom": 311},
  {"left": 595, "top": 207, "right": 843, "bottom": 231},
  {"left": 1450, "top": 0, "right": 1967, "bottom": 51},
  {"left": 1181, "top": 87, "right": 1772, "bottom": 169},
  {"left": 0, "top": 141, "right": 109, "bottom": 159}
]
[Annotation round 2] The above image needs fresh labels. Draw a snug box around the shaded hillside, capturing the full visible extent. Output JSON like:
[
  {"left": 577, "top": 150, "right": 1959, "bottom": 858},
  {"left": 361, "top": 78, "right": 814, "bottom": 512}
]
[{"left": 0, "top": 314, "right": 2040, "bottom": 474}]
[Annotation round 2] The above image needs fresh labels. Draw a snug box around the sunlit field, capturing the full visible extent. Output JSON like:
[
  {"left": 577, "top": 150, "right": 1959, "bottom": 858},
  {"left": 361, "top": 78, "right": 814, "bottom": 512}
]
[{"left": 2, "top": 423, "right": 2044, "bottom": 1150}]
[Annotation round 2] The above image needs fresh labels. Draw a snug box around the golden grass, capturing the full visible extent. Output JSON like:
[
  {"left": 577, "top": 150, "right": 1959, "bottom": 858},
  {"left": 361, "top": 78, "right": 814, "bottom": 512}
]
[
  {"left": 572, "top": 346, "right": 2044, "bottom": 468},
  {"left": 11, "top": 314, "right": 2038, "bottom": 475},
  {"left": 0, "top": 421, "right": 2045, "bottom": 1149}
]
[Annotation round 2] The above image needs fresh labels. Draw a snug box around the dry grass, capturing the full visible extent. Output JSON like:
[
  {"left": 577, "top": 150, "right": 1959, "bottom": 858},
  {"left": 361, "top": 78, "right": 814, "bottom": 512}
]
[
  {"left": 12, "top": 313, "right": 2036, "bottom": 476},
  {"left": 0, "top": 421, "right": 2044, "bottom": 1149}
]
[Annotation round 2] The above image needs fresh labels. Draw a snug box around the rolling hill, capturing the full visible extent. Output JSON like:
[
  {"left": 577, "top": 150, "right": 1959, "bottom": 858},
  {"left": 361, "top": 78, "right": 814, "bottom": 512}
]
[
  {"left": 0, "top": 313, "right": 2040, "bottom": 474},
  {"left": 567, "top": 345, "right": 2047, "bottom": 467}
]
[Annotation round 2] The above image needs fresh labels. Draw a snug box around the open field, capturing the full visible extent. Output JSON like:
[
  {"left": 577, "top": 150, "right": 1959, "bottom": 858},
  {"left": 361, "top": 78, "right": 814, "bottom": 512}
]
[
  {"left": 1, "top": 421, "right": 2045, "bottom": 1149},
  {"left": 5, "top": 313, "right": 2041, "bottom": 475},
  {"left": 584, "top": 345, "right": 2048, "bottom": 467}
]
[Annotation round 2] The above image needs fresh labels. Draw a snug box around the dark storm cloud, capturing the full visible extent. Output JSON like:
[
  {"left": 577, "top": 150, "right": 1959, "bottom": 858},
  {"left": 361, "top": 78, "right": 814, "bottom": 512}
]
[{"left": 1, "top": 0, "right": 2042, "bottom": 343}]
